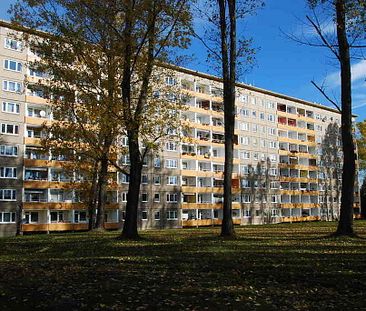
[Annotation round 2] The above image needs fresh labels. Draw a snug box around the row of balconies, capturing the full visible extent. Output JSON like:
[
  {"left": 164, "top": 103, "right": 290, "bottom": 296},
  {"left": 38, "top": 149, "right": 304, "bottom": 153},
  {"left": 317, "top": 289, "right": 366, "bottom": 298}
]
[
  {"left": 277, "top": 104, "right": 315, "bottom": 119},
  {"left": 278, "top": 117, "right": 315, "bottom": 131}
]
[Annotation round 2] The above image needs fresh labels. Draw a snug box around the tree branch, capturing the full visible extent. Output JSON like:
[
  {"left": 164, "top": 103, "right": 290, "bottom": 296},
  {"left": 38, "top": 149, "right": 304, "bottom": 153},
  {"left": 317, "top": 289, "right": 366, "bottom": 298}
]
[{"left": 311, "top": 80, "right": 341, "bottom": 112}]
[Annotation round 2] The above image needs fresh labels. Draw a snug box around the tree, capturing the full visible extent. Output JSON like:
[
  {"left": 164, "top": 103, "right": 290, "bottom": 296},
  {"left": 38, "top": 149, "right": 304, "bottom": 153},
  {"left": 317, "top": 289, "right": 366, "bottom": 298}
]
[
  {"left": 303, "top": 0, "right": 366, "bottom": 236},
  {"left": 319, "top": 122, "right": 342, "bottom": 220},
  {"left": 361, "top": 176, "right": 366, "bottom": 219},
  {"left": 356, "top": 120, "right": 366, "bottom": 218},
  {"left": 356, "top": 120, "right": 366, "bottom": 171},
  {"left": 11, "top": 0, "right": 192, "bottom": 237},
  {"left": 192, "top": 0, "right": 263, "bottom": 237}
]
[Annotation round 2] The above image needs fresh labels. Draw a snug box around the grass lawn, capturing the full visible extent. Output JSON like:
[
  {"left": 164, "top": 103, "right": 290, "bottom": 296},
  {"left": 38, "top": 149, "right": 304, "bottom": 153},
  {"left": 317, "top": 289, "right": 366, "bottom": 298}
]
[{"left": 1, "top": 221, "right": 366, "bottom": 311}]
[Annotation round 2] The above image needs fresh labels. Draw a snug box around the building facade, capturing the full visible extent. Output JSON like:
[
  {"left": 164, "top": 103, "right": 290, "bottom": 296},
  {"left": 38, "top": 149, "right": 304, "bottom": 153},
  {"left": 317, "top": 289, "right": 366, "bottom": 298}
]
[{"left": 0, "top": 21, "right": 360, "bottom": 236}]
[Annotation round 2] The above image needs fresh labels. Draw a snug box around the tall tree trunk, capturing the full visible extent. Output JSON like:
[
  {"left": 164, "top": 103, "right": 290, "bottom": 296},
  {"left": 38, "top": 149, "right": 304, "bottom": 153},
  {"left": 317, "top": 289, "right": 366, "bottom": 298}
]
[
  {"left": 15, "top": 202, "right": 23, "bottom": 236},
  {"left": 219, "top": 0, "right": 236, "bottom": 237},
  {"left": 335, "top": 0, "right": 356, "bottom": 236},
  {"left": 121, "top": 133, "right": 142, "bottom": 239},
  {"left": 88, "top": 161, "right": 99, "bottom": 230},
  {"left": 95, "top": 155, "right": 108, "bottom": 230}
]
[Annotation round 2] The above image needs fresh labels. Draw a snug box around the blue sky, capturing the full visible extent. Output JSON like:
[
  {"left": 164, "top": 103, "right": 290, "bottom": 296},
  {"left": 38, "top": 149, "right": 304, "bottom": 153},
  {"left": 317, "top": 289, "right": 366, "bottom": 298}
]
[{"left": 1, "top": 0, "right": 365, "bottom": 121}]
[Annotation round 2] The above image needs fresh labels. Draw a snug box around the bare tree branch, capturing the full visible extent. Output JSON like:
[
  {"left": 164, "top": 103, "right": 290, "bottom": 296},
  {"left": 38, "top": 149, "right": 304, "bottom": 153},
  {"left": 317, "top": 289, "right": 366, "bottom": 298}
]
[{"left": 311, "top": 80, "right": 341, "bottom": 112}]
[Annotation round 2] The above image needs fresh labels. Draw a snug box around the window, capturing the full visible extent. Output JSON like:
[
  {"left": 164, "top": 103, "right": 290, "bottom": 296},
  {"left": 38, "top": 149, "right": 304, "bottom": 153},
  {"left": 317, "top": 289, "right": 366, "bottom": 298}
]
[
  {"left": 166, "top": 141, "right": 177, "bottom": 152},
  {"left": 167, "top": 176, "right": 178, "bottom": 185},
  {"left": 270, "top": 181, "right": 278, "bottom": 189},
  {"left": 253, "top": 153, "right": 259, "bottom": 161},
  {"left": 4, "top": 59, "right": 22, "bottom": 72},
  {"left": 260, "top": 139, "right": 266, "bottom": 148},
  {"left": 269, "top": 141, "right": 277, "bottom": 149},
  {"left": 153, "top": 175, "right": 161, "bottom": 185},
  {"left": 252, "top": 124, "right": 257, "bottom": 132},
  {"left": 25, "top": 212, "right": 39, "bottom": 223},
  {"left": 121, "top": 155, "right": 130, "bottom": 165},
  {"left": 240, "top": 108, "right": 250, "bottom": 117},
  {"left": 268, "top": 128, "right": 276, "bottom": 135},
  {"left": 260, "top": 112, "right": 265, "bottom": 120},
  {"left": 166, "top": 193, "right": 178, "bottom": 203},
  {"left": 239, "top": 136, "right": 249, "bottom": 145},
  {"left": 166, "top": 210, "right": 178, "bottom": 220},
  {"left": 242, "top": 194, "right": 251, "bottom": 203},
  {"left": 2, "top": 102, "right": 20, "bottom": 114},
  {"left": 239, "top": 94, "right": 248, "bottom": 103},
  {"left": 0, "top": 212, "right": 16, "bottom": 223},
  {"left": 28, "top": 88, "right": 44, "bottom": 98},
  {"left": 74, "top": 211, "right": 87, "bottom": 223},
  {"left": 3, "top": 80, "right": 22, "bottom": 93},
  {"left": 142, "top": 211, "right": 148, "bottom": 220},
  {"left": 0, "top": 145, "right": 18, "bottom": 156},
  {"left": 1, "top": 123, "right": 19, "bottom": 135},
  {"left": 121, "top": 192, "right": 127, "bottom": 202},
  {"left": 240, "top": 122, "right": 249, "bottom": 131},
  {"left": 154, "top": 211, "right": 160, "bottom": 220},
  {"left": 241, "top": 179, "right": 250, "bottom": 188},
  {"left": 165, "top": 76, "right": 176, "bottom": 85},
  {"left": 271, "top": 209, "right": 279, "bottom": 216},
  {"left": 267, "top": 101, "right": 275, "bottom": 109},
  {"left": 50, "top": 211, "right": 64, "bottom": 223},
  {"left": 154, "top": 157, "right": 161, "bottom": 168},
  {"left": 4, "top": 38, "right": 22, "bottom": 51},
  {"left": 29, "top": 69, "right": 45, "bottom": 77},
  {"left": 252, "top": 111, "right": 257, "bottom": 118},
  {"left": 269, "top": 154, "right": 277, "bottom": 162},
  {"left": 243, "top": 209, "right": 251, "bottom": 217},
  {"left": 120, "top": 173, "right": 130, "bottom": 184},
  {"left": 240, "top": 151, "right": 250, "bottom": 160},
  {"left": 165, "top": 159, "right": 178, "bottom": 169},
  {"left": 240, "top": 165, "right": 249, "bottom": 174},
  {"left": 269, "top": 168, "right": 277, "bottom": 176},
  {"left": 27, "top": 107, "right": 45, "bottom": 118},
  {"left": 141, "top": 193, "right": 148, "bottom": 202},
  {"left": 154, "top": 193, "right": 160, "bottom": 202},
  {"left": 268, "top": 114, "right": 275, "bottom": 122},
  {"left": 0, "top": 189, "right": 16, "bottom": 201},
  {"left": 142, "top": 174, "right": 148, "bottom": 184},
  {"left": 0, "top": 167, "right": 17, "bottom": 179}
]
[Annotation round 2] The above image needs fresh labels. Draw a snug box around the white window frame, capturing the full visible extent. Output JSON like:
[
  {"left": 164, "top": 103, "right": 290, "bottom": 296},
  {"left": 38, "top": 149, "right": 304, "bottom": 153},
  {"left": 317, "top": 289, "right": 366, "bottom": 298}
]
[
  {"left": 4, "top": 38, "right": 22, "bottom": 51},
  {"left": 167, "top": 176, "right": 178, "bottom": 185},
  {"left": 0, "top": 167, "right": 17, "bottom": 179},
  {"left": 165, "top": 159, "right": 178, "bottom": 169},
  {"left": 166, "top": 193, "right": 178, "bottom": 203},
  {"left": 4, "top": 59, "right": 22, "bottom": 72},
  {"left": 3, "top": 80, "right": 22, "bottom": 93},
  {"left": 0, "top": 189, "right": 16, "bottom": 201},
  {"left": 154, "top": 193, "right": 160, "bottom": 202},
  {"left": 0, "top": 212, "right": 16, "bottom": 223},
  {"left": 2, "top": 102, "right": 20, "bottom": 114},
  {"left": 141, "top": 193, "right": 148, "bottom": 203},
  {"left": 0, "top": 145, "right": 18, "bottom": 157},
  {"left": 1, "top": 123, "right": 19, "bottom": 135},
  {"left": 166, "top": 210, "right": 178, "bottom": 220}
]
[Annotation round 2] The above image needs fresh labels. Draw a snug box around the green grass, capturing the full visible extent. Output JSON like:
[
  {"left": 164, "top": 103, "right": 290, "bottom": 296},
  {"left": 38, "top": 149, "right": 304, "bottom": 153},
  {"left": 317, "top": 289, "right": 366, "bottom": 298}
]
[{"left": 1, "top": 221, "right": 366, "bottom": 310}]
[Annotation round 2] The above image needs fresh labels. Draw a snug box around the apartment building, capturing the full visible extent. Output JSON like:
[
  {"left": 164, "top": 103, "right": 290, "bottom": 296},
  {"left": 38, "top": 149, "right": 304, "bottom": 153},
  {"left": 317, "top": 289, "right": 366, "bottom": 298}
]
[{"left": 0, "top": 21, "right": 360, "bottom": 236}]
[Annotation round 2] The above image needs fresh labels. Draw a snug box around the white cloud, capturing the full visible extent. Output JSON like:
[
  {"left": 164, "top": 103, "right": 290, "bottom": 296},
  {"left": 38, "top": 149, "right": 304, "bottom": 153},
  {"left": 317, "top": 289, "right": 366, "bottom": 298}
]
[{"left": 326, "top": 59, "right": 366, "bottom": 88}]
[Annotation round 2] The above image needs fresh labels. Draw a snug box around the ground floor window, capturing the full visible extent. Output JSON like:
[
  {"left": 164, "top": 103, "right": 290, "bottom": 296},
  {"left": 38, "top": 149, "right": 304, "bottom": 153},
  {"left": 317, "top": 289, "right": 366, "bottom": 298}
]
[
  {"left": 50, "top": 211, "right": 64, "bottom": 223},
  {"left": 25, "top": 212, "right": 38, "bottom": 224},
  {"left": 154, "top": 211, "right": 160, "bottom": 220},
  {"left": 74, "top": 211, "right": 87, "bottom": 223},
  {"left": 166, "top": 210, "right": 178, "bottom": 220},
  {"left": 0, "top": 212, "right": 16, "bottom": 223}
]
